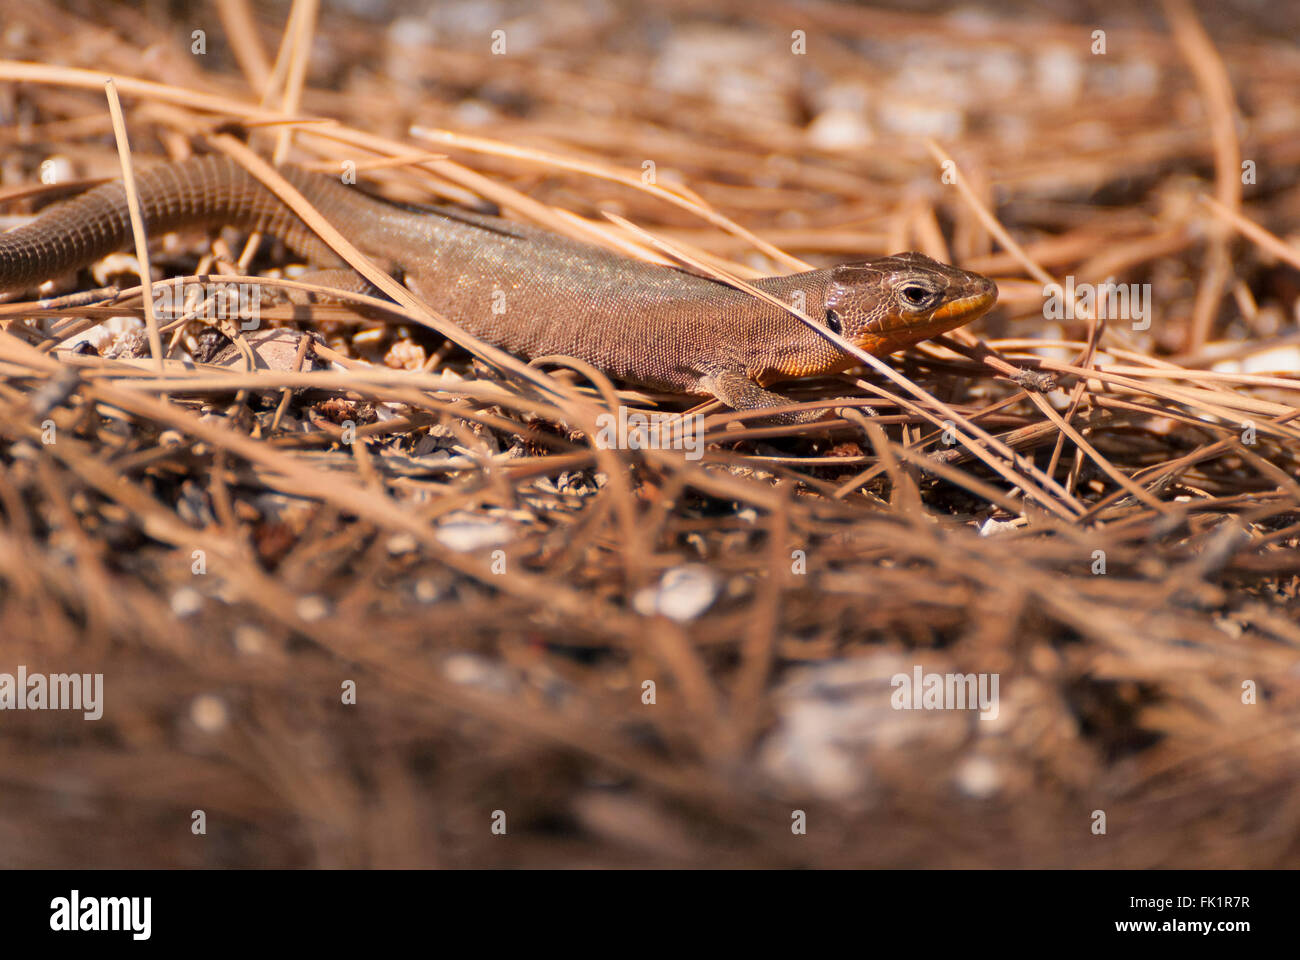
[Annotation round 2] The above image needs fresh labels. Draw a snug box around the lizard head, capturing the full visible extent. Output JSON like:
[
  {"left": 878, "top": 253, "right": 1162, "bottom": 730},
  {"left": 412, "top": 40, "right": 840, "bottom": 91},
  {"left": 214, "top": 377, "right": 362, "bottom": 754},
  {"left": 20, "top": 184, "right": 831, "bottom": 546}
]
[{"left": 822, "top": 252, "right": 997, "bottom": 358}]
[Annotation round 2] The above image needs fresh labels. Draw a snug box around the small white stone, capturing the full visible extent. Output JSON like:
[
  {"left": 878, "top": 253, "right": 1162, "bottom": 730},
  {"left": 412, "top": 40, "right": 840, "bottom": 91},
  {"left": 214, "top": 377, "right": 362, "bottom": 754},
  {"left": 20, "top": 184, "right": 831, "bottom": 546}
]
[
  {"left": 955, "top": 755, "right": 1001, "bottom": 799},
  {"left": 386, "top": 533, "right": 418, "bottom": 555},
  {"left": 170, "top": 587, "right": 203, "bottom": 618},
  {"left": 92, "top": 252, "right": 145, "bottom": 287},
  {"left": 296, "top": 595, "right": 330, "bottom": 622},
  {"left": 1035, "top": 46, "right": 1084, "bottom": 103},
  {"left": 978, "top": 517, "right": 1016, "bottom": 537},
  {"left": 190, "top": 694, "right": 229, "bottom": 733},
  {"left": 807, "top": 107, "right": 874, "bottom": 151},
  {"left": 1236, "top": 345, "right": 1299, "bottom": 375},
  {"left": 387, "top": 14, "right": 436, "bottom": 48},
  {"left": 442, "top": 652, "right": 515, "bottom": 693},
  {"left": 632, "top": 565, "right": 720, "bottom": 622},
  {"left": 39, "top": 155, "right": 75, "bottom": 184},
  {"left": 434, "top": 514, "right": 513, "bottom": 552}
]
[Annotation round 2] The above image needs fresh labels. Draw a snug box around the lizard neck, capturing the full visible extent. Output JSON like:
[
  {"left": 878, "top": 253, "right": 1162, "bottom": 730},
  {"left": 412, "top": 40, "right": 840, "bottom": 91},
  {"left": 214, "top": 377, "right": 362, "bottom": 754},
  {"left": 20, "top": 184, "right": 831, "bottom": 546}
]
[{"left": 747, "top": 272, "right": 855, "bottom": 384}]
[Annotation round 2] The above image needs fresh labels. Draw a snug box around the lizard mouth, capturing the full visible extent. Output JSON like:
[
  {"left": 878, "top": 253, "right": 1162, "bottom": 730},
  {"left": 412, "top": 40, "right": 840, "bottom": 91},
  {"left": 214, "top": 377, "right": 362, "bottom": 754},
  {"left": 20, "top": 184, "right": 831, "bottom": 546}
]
[
  {"left": 851, "top": 281, "right": 997, "bottom": 356},
  {"left": 927, "top": 282, "right": 998, "bottom": 329}
]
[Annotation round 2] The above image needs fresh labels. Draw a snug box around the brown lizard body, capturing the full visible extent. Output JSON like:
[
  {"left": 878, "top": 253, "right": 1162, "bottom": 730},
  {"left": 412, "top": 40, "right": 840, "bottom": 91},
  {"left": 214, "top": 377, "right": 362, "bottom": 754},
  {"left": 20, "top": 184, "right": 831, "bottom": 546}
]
[{"left": 0, "top": 155, "right": 997, "bottom": 419}]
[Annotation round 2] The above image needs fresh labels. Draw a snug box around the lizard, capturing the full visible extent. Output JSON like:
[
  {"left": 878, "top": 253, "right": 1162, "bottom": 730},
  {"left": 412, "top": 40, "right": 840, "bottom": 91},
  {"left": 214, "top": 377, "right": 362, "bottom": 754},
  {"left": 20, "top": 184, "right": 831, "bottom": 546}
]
[{"left": 0, "top": 154, "right": 998, "bottom": 422}]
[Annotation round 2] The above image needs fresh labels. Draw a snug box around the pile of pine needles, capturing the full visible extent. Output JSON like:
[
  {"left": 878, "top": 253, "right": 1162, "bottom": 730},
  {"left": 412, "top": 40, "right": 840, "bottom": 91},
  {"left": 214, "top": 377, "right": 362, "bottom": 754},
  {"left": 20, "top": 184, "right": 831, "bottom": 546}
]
[{"left": 0, "top": 0, "right": 1297, "bottom": 867}]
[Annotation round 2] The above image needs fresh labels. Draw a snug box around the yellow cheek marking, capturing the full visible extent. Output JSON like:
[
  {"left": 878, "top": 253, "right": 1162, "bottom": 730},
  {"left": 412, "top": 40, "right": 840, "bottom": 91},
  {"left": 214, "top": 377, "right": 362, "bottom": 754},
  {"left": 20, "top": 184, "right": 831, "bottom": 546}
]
[{"left": 929, "top": 291, "right": 994, "bottom": 326}]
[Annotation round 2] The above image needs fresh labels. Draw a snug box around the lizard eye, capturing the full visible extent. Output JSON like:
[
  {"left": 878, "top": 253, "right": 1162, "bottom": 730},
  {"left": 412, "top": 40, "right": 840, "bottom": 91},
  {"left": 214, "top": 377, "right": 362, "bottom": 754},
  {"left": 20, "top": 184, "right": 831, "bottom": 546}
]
[
  {"left": 825, "top": 309, "right": 842, "bottom": 334},
  {"left": 901, "top": 285, "right": 933, "bottom": 306}
]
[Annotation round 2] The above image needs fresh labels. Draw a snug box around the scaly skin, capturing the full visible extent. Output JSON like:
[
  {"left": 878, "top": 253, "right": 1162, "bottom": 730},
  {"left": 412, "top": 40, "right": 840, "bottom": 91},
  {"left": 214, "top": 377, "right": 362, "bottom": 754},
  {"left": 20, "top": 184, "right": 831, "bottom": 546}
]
[{"left": 0, "top": 156, "right": 997, "bottom": 418}]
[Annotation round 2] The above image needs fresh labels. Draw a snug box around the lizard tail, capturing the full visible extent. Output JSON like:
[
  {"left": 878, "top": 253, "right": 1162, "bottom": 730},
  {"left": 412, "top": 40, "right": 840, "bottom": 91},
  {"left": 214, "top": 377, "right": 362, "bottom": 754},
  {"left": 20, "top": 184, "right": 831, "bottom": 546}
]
[{"left": 0, "top": 155, "right": 344, "bottom": 293}]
